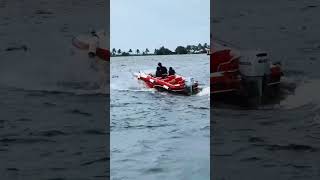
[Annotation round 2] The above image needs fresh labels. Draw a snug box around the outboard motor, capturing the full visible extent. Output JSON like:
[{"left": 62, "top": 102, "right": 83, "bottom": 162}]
[
  {"left": 88, "top": 30, "right": 99, "bottom": 57},
  {"left": 185, "top": 77, "right": 195, "bottom": 95},
  {"left": 88, "top": 39, "right": 98, "bottom": 57},
  {"left": 239, "top": 50, "right": 270, "bottom": 105}
]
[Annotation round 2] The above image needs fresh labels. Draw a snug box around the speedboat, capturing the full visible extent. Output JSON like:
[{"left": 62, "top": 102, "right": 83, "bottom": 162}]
[
  {"left": 211, "top": 42, "right": 283, "bottom": 105},
  {"left": 72, "top": 30, "right": 110, "bottom": 61},
  {"left": 135, "top": 72, "right": 200, "bottom": 95}
]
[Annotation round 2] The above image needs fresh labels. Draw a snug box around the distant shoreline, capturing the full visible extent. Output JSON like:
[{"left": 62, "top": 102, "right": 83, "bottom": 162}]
[
  {"left": 111, "top": 52, "right": 208, "bottom": 57},
  {"left": 111, "top": 44, "right": 210, "bottom": 57}
]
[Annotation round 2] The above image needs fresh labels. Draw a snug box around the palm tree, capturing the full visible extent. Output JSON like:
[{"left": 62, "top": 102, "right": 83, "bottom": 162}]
[
  {"left": 136, "top": 49, "right": 140, "bottom": 55},
  {"left": 186, "top": 45, "right": 192, "bottom": 53},
  {"left": 145, "top": 48, "right": 149, "bottom": 54},
  {"left": 117, "top": 49, "right": 121, "bottom": 55},
  {"left": 129, "top": 49, "right": 132, "bottom": 53},
  {"left": 112, "top": 48, "right": 116, "bottom": 56},
  {"left": 198, "top": 43, "right": 203, "bottom": 51},
  {"left": 191, "top": 45, "right": 197, "bottom": 53}
]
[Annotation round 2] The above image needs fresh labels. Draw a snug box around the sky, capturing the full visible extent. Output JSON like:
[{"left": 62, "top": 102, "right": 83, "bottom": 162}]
[{"left": 111, "top": 0, "right": 209, "bottom": 52}]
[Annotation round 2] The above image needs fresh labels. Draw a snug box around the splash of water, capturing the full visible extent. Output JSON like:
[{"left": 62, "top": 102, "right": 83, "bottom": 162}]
[
  {"left": 280, "top": 79, "right": 320, "bottom": 109},
  {"left": 197, "top": 86, "right": 210, "bottom": 97},
  {"left": 0, "top": 28, "right": 106, "bottom": 95},
  {"left": 111, "top": 70, "right": 155, "bottom": 92}
]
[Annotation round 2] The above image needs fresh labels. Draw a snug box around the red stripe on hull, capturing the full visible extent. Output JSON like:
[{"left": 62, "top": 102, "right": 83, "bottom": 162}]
[{"left": 138, "top": 75, "right": 186, "bottom": 91}]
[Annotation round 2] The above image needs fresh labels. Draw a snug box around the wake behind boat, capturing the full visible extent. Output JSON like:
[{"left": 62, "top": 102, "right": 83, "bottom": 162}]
[{"left": 135, "top": 72, "right": 200, "bottom": 96}]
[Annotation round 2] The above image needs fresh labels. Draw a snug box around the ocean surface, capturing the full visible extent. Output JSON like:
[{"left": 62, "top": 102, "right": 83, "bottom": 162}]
[
  {"left": 0, "top": 86, "right": 108, "bottom": 179},
  {"left": 212, "top": 0, "right": 320, "bottom": 179},
  {"left": 0, "top": 0, "right": 109, "bottom": 179},
  {"left": 110, "top": 54, "right": 210, "bottom": 180}
]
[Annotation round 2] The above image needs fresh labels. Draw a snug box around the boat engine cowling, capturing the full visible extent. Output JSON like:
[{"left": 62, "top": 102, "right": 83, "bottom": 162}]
[
  {"left": 239, "top": 51, "right": 270, "bottom": 77},
  {"left": 239, "top": 51, "right": 271, "bottom": 104},
  {"left": 185, "top": 77, "right": 195, "bottom": 94}
]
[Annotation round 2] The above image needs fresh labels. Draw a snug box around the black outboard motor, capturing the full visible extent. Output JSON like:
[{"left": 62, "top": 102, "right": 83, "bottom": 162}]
[{"left": 193, "top": 81, "right": 199, "bottom": 93}]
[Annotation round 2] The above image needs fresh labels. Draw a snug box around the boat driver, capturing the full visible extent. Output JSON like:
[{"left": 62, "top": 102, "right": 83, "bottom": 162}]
[
  {"left": 155, "top": 67, "right": 162, "bottom": 77},
  {"left": 158, "top": 62, "right": 168, "bottom": 77}
]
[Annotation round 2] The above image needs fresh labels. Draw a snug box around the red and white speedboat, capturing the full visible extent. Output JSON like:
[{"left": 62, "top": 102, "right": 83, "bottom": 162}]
[
  {"left": 211, "top": 42, "right": 283, "bottom": 104},
  {"left": 136, "top": 72, "right": 200, "bottom": 95},
  {"left": 72, "top": 30, "right": 110, "bottom": 61}
]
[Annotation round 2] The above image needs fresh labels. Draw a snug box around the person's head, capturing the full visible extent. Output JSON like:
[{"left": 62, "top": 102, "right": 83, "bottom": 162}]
[
  {"left": 169, "top": 67, "right": 173, "bottom": 70},
  {"left": 158, "top": 62, "right": 162, "bottom": 67}
]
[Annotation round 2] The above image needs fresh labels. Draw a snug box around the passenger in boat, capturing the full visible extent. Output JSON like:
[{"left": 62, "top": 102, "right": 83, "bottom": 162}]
[
  {"left": 168, "top": 67, "right": 175, "bottom": 76},
  {"left": 88, "top": 30, "right": 99, "bottom": 58},
  {"left": 155, "top": 67, "right": 162, "bottom": 77}
]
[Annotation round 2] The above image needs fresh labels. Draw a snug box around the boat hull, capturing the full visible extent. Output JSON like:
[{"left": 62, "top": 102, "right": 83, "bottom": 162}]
[{"left": 136, "top": 73, "right": 200, "bottom": 95}]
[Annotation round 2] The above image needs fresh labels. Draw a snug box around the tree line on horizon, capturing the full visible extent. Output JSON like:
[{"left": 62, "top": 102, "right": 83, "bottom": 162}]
[{"left": 111, "top": 43, "right": 210, "bottom": 57}]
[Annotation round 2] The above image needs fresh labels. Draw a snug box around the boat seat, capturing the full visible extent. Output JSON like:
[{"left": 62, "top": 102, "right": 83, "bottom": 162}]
[
  {"left": 175, "top": 77, "right": 183, "bottom": 82},
  {"left": 163, "top": 75, "right": 175, "bottom": 82}
]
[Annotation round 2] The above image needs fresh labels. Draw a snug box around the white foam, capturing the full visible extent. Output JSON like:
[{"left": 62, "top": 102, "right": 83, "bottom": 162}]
[
  {"left": 280, "top": 79, "right": 320, "bottom": 109},
  {"left": 0, "top": 23, "right": 106, "bottom": 93},
  {"left": 197, "top": 86, "right": 210, "bottom": 96},
  {"left": 111, "top": 70, "right": 155, "bottom": 92}
]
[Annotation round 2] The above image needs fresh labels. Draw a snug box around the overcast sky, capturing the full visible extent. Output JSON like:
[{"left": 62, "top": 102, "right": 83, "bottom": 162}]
[{"left": 111, "top": 0, "right": 209, "bottom": 52}]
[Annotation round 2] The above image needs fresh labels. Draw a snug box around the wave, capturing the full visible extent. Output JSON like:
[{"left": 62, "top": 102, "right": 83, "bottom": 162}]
[
  {"left": 0, "top": 29, "right": 107, "bottom": 94},
  {"left": 280, "top": 78, "right": 320, "bottom": 109},
  {"left": 8, "top": 86, "right": 108, "bottom": 96},
  {"left": 111, "top": 70, "right": 154, "bottom": 92},
  {"left": 113, "top": 88, "right": 155, "bottom": 93},
  {"left": 197, "top": 86, "right": 210, "bottom": 97}
]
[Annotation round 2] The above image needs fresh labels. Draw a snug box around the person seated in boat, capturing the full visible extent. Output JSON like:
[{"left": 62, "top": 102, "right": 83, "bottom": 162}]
[
  {"left": 168, "top": 67, "right": 175, "bottom": 76},
  {"left": 155, "top": 67, "right": 162, "bottom": 77},
  {"left": 88, "top": 30, "right": 99, "bottom": 58},
  {"left": 158, "top": 62, "right": 168, "bottom": 77}
]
